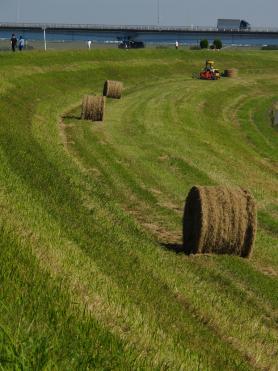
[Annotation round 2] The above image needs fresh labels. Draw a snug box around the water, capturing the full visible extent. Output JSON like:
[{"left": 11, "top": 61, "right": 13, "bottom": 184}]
[{"left": 1, "top": 28, "right": 277, "bottom": 46}]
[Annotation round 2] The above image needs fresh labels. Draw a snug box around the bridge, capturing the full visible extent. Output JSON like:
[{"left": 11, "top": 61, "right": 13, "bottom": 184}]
[{"left": 1, "top": 22, "right": 278, "bottom": 35}]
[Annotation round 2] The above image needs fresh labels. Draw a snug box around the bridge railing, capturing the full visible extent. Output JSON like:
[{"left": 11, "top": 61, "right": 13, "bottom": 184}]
[{"left": 0, "top": 22, "right": 278, "bottom": 33}]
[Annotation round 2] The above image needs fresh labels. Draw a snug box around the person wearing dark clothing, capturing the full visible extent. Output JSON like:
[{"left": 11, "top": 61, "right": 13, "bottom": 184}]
[{"left": 11, "top": 34, "right": 17, "bottom": 52}]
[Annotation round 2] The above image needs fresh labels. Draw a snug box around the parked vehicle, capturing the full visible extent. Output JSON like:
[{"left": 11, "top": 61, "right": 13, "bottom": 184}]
[{"left": 118, "top": 40, "right": 145, "bottom": 49}]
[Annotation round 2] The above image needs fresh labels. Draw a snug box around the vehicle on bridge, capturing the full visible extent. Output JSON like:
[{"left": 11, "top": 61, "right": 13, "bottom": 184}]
[{"left": 217, "top": 19, "right": 251, "bottom": 31}]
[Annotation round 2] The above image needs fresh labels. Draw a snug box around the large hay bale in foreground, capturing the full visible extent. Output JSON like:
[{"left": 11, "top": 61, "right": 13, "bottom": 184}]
[
  {"left": 103, "top": 80, "right": 123, "bottom": 99},
  {"left": 183, "top": 186, "right": 257, "bottom": 257},
  {"left": 81, "top": 95, "right": 105, "bottom": 121},
  {"left": 224, "top": 68, "right": 238, "bottom": 78}
]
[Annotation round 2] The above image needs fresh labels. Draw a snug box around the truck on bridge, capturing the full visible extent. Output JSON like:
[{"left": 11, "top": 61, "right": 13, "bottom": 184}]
[{"left": 217, "top": 19, "right": 251, "bottom": 31}]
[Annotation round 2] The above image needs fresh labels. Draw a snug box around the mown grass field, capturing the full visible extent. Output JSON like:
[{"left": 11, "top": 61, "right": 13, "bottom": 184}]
[{"left": 0, "top": 48, "right": 277, "bottom": 370}]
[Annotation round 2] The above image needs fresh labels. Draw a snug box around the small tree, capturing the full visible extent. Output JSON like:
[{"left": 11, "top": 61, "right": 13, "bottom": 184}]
[
  {"left": 200, "top": 39, "right": 209, "bottom": 49},
  {"left": 213, "top": 39, "right": 223, "bottom": 49}
]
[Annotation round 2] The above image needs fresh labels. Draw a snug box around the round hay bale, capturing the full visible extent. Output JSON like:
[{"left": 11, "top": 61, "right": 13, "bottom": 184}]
[
  {"left": 183, "top": 186, "right": 257, "bottom": 257},
  {"left": 81, "top": 95, "right": 105, "bottom": 121},
  {"left": 103, "top": 80, "right": 123, "bottom": 99},
  {"left": 272, "top": 102, "right": 278, "bottom": 127},
  {"left": 224, "top": 68, "right": 238, "bottom": 78}
]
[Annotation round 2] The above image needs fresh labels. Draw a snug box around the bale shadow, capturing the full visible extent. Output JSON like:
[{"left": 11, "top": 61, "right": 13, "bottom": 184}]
[
  {"left": 62, "top": 114, "right": 82, "bottom": 120},
  {"left": 161, "top": 242, "right": 185, "bottom": 254}
]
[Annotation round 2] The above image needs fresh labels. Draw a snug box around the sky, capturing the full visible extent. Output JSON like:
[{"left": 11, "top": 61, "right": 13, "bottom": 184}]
[{"left": 0, "top": 0, "right": 277, "bottom": 28}]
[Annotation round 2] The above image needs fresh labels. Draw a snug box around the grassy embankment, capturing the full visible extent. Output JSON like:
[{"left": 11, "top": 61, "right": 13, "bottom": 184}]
[{"left": 0, "top": 49, "right": 277, "bottom": 370}]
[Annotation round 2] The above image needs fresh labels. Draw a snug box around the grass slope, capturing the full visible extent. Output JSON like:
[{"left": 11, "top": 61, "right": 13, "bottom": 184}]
[{"left": 0, "top": 49, "right": 277, "bottom": 370}]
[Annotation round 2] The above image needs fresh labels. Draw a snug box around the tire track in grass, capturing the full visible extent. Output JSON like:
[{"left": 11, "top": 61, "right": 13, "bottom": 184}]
[
  {"left": 221, "top": 88, "right": 278, "bottom": 175},
  {"left": 63, "top": 91, "right": 186, "bottom": 232},
  {"left": 237, "top": 96, "right": 278, "bottom": 161}
]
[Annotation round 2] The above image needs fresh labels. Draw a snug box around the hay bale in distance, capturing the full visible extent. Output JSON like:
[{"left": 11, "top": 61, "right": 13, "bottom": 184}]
[
  {"left": 272, "top": 102, "right": 278, "bottom": 127},
  {"left": 103, "top": 80, "right": 123, "bottom": 99},
  {"left": 183, "top": 186, "right": 257, "bottom": 257},
  {"left": 81, "top": 95, "right": 105, "bottom": 121},
  {"left": 224, "top": 68, "right": 238, "bottom": 78}
]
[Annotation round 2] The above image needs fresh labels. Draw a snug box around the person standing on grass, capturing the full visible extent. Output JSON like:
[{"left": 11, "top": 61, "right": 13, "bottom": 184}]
[
  {"left": 175, "top": 40, "right": 179, "bottom": 49},
  {"left": 87, "top": 40, "right": 92, "bottom": 49},
  {"left": 11, "top": 34, "right": 17, "bottom": 52},
  {"left": 18, "top": 36, "right": 25, "bottom": 51}
]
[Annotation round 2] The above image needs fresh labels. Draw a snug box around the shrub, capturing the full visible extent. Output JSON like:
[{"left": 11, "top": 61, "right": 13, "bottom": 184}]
[
  {"left": 213, "top": 39, "right": 223, "bottom": 49},
  {"left": 261, "top": 45, "right": 278, "bottom": 50},
  {"left": 200, "top": 39, "right": 209, "bottom": 49}
]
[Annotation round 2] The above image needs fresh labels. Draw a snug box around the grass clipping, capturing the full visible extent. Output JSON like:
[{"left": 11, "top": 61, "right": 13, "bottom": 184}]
[
  {"left": 103, "top": 80, "right": 123, "bottom": 99},
  {"left": 81, "top": 95, "right": 105, "bottom": 121},
  {"left": 183, "top": 186, "right": 257, "bottom": 257}
]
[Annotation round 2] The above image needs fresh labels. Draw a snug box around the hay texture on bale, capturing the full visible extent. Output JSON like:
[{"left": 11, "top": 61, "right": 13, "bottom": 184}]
[
  {"left": 183, "top": 186, "right": 257, "bottom": 257},
  {"left": 103, "top": 80, "right": 123, "bottom": 99},
  {"left": 224, "top": 68, "right": 238, "bottom": 78},
  {"left": 81, "top": 95, "right": 105, "bottom": 121}
]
